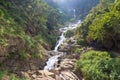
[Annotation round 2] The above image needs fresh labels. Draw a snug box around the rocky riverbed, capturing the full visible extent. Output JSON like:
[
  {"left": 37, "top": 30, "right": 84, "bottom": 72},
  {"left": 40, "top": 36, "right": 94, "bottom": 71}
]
[
  {"left": 17, "top": 36, "right": 93, "bottom": 80},
  {"left": 19, "top": 57, "right": 81, "bottom": 80}
]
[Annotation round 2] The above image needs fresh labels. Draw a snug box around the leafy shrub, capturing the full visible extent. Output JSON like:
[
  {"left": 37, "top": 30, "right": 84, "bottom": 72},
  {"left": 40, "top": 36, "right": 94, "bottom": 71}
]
[
  {"left": 24, "top": 36, "right": 35, "bottom": 48},
  {"left": 0, "top": 9, "right": 4, "bottom": 17},
  {"left": 114, "top": 0, "right": 120, "bottom": 11},
  {"left": 76, "top": 50, "right": 120, "bottom": 80},
  {"left": 64, "top": 30, "right": 74, "bottom": 38},
  {"left": 72, "top": 47, "right": 86, "bottom": 54},
  {"left": 10, "top": 74, "right": 26, "bottom": 80},
  {"left": 18, "top": 51, "right": 31, "bottom": 59},
  {"left": 76, "top": 39, "right": 87, "bottom": 46},
  {"left": 0, "top": 70, "right": 8, "bottom": 79},
  {"left": 0, "top": 71, "right": 26, "bottom": 80}
]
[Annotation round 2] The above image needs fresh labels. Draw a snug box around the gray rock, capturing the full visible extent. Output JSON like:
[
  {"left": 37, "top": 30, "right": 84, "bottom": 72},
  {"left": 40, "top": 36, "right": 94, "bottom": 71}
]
[{"left": 60, "top": 71, "right": 80, "bottom": 80}]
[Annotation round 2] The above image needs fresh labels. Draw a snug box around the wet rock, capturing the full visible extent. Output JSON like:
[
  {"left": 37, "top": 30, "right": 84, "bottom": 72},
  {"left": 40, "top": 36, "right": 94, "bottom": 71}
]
[
  {"left": 59, "top": 42, "right": 82, "bottom": 53},
  {"left": 59, "top": 43, "right": 70, "bottom": 52},
  {"left": 49, "top": 51, "right": 64, "bottom": 56},
  {"left": 67, "top": 37, "right": 76, "bottom": 44}
]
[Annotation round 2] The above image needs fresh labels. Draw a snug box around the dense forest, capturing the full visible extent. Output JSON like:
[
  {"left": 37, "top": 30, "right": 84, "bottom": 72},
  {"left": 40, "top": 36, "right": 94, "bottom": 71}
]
[
  {"left": 0, "top": 0, "right": 120, "bottom": 80},
  {"left": 76, "top": 0, "right": 118, "bottom": 49}
]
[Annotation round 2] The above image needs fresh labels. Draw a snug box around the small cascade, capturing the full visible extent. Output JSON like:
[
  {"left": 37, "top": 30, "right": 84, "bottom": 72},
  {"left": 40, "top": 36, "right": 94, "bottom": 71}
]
[
  {"left": 44, "top": 55, "right": 61, "bottom": 70},
  {"left": 54, "top": 29, "right": 66, "bottom": 52}
]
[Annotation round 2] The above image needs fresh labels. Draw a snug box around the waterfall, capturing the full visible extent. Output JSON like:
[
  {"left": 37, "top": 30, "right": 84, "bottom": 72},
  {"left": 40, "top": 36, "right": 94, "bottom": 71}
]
[
  {"left": 73, "top": 9, "right": 76, "bottom": 18},
  {"left": 44, "top": 20, "right": 81, "bottom": 70}
]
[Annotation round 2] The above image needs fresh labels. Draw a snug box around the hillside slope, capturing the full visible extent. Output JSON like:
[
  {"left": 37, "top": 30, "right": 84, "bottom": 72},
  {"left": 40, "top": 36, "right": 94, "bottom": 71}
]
[
  {"left": 0, "top": 0, "right": 61, "bottom": 73},
  {"left": 76, "top": 0, "right": 120, "bottom": 50}
]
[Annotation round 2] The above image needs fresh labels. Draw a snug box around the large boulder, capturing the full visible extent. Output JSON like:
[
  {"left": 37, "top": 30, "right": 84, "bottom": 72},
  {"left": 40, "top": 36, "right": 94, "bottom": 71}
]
[
  {"left": 59, "top": 59, "right": 76, "bottom": 70},
  {"left": 60, "top": 71, "right": 80, "bottom": 80}
]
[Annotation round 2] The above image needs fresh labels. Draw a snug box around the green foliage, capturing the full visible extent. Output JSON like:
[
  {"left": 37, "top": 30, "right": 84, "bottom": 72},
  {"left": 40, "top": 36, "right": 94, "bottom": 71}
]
[
  {"left": 18, "top": 51, "right": 31, "bottom": 59},
  {"left": 0, "top": 71, "right": 25, "bottom": 80},
  {"left": 87, "top": 6, "right": 120, "bottom": 48},
  {"left": 0, "top": 70, "right": 8, "bottom": 79},
  {"left": 24, "top": 36, "right": 35, "bottom": 48},
  {"left": 10, "top": 74, "right": 26, "bottom": 80},
  {"left": 76, "top": 50, "right": 120, "bottom": 80},
  {"left": 89, "top": 11, "right": 120, "bottom": 38},
  {"left": 0, "top": 0, "right": 62, "bottom": 61},
  {"left": 76, "top": 0, "right": 111, "bottom": 38},
  {"left": 34, "top": 53, "right": 42, "bottom": 59},
  {"left": 114, "top": 0, "right": 120, "bottom": 11},
  {"left": 76, "top": 39, "right": 87, "bottom": 46},
  {"left": 10, "top": 74, "right": 17, "bottom": 80},
  {"left": 76, "top": 0, "right": 120, "bottom": 49},
  {"left": 0, "top": 9, "right": 4, "bottom": 17},
  {"left": 64, "top": 30, "right": 74, "bottom": 38},
  {"left": 72, "top": 47, "right": 86, "bottom": 54}
]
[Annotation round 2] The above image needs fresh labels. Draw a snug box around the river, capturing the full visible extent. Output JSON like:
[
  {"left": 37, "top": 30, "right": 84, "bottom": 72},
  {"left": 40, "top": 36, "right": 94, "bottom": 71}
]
[{"left": 44, "top": 20, "right": 81, "bottom": 70}]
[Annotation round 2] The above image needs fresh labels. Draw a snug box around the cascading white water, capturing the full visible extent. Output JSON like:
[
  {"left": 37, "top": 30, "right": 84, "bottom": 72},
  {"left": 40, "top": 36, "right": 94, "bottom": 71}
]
[
  {"left": 44, "top": 20, "right": 81, "bottom": 70},
  {"left": 73, "top": 9, "right": 76, "bottom": 18},
  {"left": 54, "top": 27, "right": 68, "bottom": 52},
  {"left": 44, "top": 55, "right": 61, "bottom": 70}
]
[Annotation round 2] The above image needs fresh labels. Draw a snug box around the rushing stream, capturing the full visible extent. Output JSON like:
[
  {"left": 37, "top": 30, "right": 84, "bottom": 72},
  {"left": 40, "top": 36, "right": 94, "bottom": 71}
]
[{"left": 44, "top": 20, "right": 81, "bottom": 70}]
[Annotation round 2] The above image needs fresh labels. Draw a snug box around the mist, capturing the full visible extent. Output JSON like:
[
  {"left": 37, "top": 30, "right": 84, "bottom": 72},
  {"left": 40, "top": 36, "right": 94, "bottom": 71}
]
[{"left": 45, "top": 0, "right": 99, "bottom": 19}]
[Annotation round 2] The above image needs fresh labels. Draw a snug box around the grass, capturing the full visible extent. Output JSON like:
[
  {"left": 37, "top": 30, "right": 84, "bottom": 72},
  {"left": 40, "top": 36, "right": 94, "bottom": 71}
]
[{"left": 0, "top": 70, "right": 8, "bottom": 79}]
